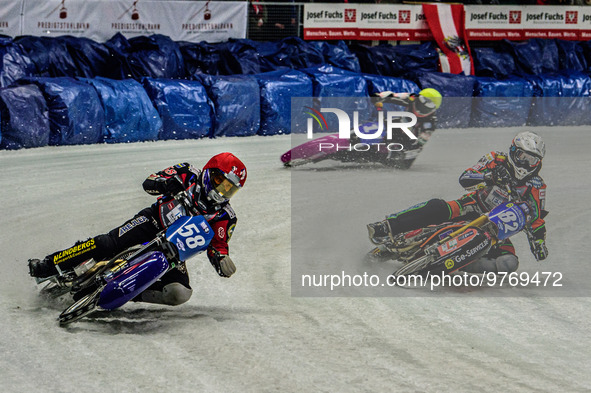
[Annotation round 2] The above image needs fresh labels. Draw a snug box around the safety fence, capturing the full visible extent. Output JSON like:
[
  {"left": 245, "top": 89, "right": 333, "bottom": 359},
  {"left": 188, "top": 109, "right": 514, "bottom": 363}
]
[{"left": 2, "top": 22, "right": 591, "bottom": 149}]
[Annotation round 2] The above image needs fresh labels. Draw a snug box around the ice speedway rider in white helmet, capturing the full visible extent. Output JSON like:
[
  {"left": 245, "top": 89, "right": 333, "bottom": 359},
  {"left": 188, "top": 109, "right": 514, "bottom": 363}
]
[
  {"left": 367, "top": 131, "right": 548, "bottom": 274},
  {"left": 28, "top": 152, "right": 247, "bottom": 305}
]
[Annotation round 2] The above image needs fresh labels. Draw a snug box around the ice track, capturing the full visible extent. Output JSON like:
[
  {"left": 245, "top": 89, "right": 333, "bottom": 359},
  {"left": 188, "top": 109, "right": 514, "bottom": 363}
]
[{"left": 0, "top": 128, "right": 589, "bottom": 392}]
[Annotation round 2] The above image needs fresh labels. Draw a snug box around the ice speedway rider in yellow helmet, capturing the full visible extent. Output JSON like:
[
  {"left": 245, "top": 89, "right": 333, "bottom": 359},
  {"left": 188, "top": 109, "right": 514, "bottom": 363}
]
[
  {"left": 369, "top": 87, "right": 443, "bottom": 169},
  {"left": 29, "top": 152, "right": 247, "bottom": 306},
  {"left": 367, "top": 131, "right": 548, "bottom": 274}
]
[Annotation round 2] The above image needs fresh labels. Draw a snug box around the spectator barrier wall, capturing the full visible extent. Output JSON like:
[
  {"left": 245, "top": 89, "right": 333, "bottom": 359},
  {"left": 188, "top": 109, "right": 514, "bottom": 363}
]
[{"left": 2, "top": 34, "right": 591, "bottom": 149}]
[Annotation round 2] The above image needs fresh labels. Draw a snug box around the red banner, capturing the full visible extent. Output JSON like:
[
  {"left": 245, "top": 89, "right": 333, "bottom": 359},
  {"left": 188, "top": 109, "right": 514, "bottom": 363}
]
[{"left": 423, "top": 4, "right": 474, "bottom": 75}]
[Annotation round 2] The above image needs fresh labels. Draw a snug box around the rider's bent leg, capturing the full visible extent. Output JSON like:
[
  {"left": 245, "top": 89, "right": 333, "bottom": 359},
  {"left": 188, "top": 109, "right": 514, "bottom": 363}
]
[
  {"left": 134, "top": 265, "right": 193, "bottom": 306},
  {"left": 367, "top": 193, "right": 482, "bottom": 245},
  {"left": 385, "top": 199, "right": 452, "bottom": 236},
  {"left": 29, "top": 208, "right": 160, "bottom": 278},
  {"left": 368, "top": 198, "right": 451, "bottom": 244},
  {"left": 461, "top": 239, "right": 519, "bottom": 274}
]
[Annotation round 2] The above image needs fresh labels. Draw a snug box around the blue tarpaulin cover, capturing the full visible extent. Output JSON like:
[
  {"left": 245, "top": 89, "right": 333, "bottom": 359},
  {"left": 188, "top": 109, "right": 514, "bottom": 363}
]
[
  {"left": 363, "top": 74, "right": 420, "bottom": 96},
  {"left": 255, "top": 69, "right": 313, "bottom": 135},
  {"left": 106, "top": 33, "right": 185, "bottom": 79},
  {"left": 180, "top": 41, "right": 236, "bottom": 76},
  {"left": 301, "top": 65, "right": 371, "bottom": 129},
  {"left": 222, "top": 40, "right": 264, "bottom": 75},
  {"left": 82, "top": 77, "right": 161, "bottom": 143},
  {"left": 60, "top": 36, "right": 116, "bottom": 79},
  {"left": 0, "top": 37, "right": 35, "bottom": 88},
  {"left": 472, "top": 46, "right": 516, "bottom": 79},
  {"left": 264, "top": 37, "right": 325, "bottom": 71},
  {"left": 14, "top": 36, "right": 78, "bottom": 77},
  {"left": 0, "top": 83, "right": 50, "bottom": 149},
  {"left": 556, "top": 40, "right": 587, "bottom": 72},
  {"left": 472, "top": 77, "right": 533, "bottom": 128},
  {"left": 309, "top": 40, "right": 361, "bottom": 73},
  {"left": 350, "top": 42, "right": 439, "bottom": 77},
  {"left": 301, "top": 65, "right": 368, "bottom": 98},
  {"left": 142, "top": 77, "right": 213, "bottom": 140},
  {"left": 198, "top": 74, "right": 260, "bottom": 137},
  {"left": 505, "top": 39, "right": 559, "bottom": 76},
  {"left": 525, "top": 72, "right": 591, "bottom": 126},
  {"left": 16, "top": 77, "right": 104, "bottom": 145}
]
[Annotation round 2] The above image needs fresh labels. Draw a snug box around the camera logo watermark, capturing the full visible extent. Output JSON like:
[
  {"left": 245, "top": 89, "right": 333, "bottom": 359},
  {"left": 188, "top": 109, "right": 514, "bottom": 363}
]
[
  {"left": 306, "top": 108, "right": 417, "bottom": 140},
  {"left": 304, "top": 107, "right": 417, "bottom": 152}
]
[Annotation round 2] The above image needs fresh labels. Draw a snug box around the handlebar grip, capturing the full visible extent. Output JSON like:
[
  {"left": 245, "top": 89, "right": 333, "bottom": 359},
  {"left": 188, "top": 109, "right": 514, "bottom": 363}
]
[{"left": 174, "top": 190, "right": 200, "bottom": 215}]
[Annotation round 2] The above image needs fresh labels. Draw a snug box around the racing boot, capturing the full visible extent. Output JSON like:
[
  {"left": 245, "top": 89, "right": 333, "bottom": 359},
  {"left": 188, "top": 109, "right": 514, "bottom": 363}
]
[
  {"left": 366, "top": 244, "right": 397, "bottom": 262},
  {"left": 28, "top": 257, "right": 58, "bottom": 278},
  {"left": 367, "top": 220, "right": 392, "bottom": 245}
]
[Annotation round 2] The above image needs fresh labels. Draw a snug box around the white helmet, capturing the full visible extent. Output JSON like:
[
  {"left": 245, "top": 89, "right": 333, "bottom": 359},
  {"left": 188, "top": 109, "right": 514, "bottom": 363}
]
[{"left": 508, "top": 131, "right": 545, "bottom": 180}]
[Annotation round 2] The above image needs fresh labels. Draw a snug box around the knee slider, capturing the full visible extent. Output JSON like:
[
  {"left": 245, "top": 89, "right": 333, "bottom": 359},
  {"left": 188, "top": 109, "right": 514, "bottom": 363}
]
[
  {"left": 161, "top": 282, "right": 193, "bottom": 306},
  {"left": 495, "top": 254, "right": 519, "bottom": 273}
]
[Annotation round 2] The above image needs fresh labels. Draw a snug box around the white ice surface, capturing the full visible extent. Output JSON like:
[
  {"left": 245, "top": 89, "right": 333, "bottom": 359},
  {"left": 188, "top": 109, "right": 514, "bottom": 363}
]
[{"left": 0, "top": 128, "right": 589, "bottom": 392}]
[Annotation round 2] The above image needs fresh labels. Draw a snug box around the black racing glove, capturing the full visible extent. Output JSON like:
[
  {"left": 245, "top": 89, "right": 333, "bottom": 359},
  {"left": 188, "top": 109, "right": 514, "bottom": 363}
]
[
  {"left": 486, "top": 165, "right": 512, "bottom": 187},
  {"left": 164, "top": 177, "right": 185, "bottom": 195},
  {"left": 210, "top": 253, "right": 236, "bottom": 277},
  {"left": 529, "top": 238, "right": 548, "bottom": 261}
]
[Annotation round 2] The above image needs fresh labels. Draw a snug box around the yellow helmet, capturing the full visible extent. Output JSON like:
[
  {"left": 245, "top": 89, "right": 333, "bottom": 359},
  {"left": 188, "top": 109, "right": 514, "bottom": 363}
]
[{"left": 419, "top": 88, "right": 442, "bottom": 109}]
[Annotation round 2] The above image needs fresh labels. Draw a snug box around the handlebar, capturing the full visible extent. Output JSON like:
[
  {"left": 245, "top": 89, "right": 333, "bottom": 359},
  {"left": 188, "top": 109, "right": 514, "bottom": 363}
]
[{"left": 173, "top": 190, "right": 200, "bottom": 216}]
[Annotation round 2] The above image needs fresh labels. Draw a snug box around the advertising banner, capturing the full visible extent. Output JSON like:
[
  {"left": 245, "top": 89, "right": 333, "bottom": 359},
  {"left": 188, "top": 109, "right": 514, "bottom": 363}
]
[
  {"left": 356, "top": 4, "right": 430, "bottom": 41},
  {"left": 465, "top": 6, "right": 582, "bottom": 40},
  {"left": 19, "top": 0, "right": 247, "bottom": 43},
  {"left": 0, "top": 0, "right": 22, "bottom": 37},
  {"left": 305, "top": 3, "right": 591, "bottom": 42},
  {"left": 303, "top": 3, "right": 359, "bottom": 40},
  {"left": 304, "top": 3, "right": 431, "bottom": 41}
]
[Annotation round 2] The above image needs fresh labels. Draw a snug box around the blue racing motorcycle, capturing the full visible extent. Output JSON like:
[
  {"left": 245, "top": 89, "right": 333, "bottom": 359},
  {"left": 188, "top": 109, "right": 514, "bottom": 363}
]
[
  {"left": 37, "top": 191, "right": 214, "bottom": 326},
  {"left": 366, "top": 184, "right": 534, "bottom": 280}
]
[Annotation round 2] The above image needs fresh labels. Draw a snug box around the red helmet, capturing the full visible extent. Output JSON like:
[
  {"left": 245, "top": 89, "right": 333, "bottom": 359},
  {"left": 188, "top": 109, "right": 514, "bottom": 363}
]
[{"left": 201, "top": 153, "right": 247, "bottom": 205}]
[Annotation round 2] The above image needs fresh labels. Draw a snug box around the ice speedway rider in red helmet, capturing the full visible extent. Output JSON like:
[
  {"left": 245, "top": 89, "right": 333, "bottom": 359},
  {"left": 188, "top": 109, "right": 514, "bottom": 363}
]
[
  {"left": 368, "top": 88, "right": 442, "bottom": 169},
  {"left": 367, "top": 131, "right": 548, "bottom": 273},
  {"left": 29, "top": 152, "right": 247, "bottom": 305}
]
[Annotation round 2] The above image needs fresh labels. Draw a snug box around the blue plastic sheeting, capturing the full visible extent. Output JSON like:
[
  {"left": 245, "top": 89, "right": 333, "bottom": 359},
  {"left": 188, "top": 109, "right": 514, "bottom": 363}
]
[
  {"left": 255, "top": 70, "right": 313, "bottom": 135},
  {"left": 247, "top": 41, "right": 284, "bottom": 73},
  {"left": 14, "top": 36, "right": 79, "bottom": 77},
  {"left": 504, "top": 39, "right": 559, "bottom": 76},
  {"left": 179, "top": 41, "right": 233, "bottom": 76},
  {"left": 198, "top": 74, "right": 260, "bottom": 137},
  {"left": 300, "top": 65, "right": 371, "bottom": 129},
  {"left": 308, "top": 41, "right": 361, "bottom": 73},
  {"left": 265, "top": 37, "right": 325, "bottom": 70},
  {"left": 16, "top": 77, "right": 103, "bottom": 145},
  {"left": 142, "top": 78, "right": 213, "bottom": 140},
  {"left": 222, "top": 40, "right": 264, "bottom": 74},
  {"left": 0, "top": 84, "right": 50, "bottom": 149},
  {"left": 525, "top": 72, "right": 591, "bottom": 126},
  {"left": 82, "top": 77, "right": 162, "bottom": 143},
  {"left": 555, "top": 40, "right": 587, "bottom": 72},
  {"left": 60, "top": 36, "right": 116, "bottom": 79},
  {"left": 105, "top": 33, "right": 185, "bottom": 79},
  {"left": 472, "top": 46, "right": 516, "bottom": 79},
  {"left": 471, "top": 77, "right": 533, "bottom": 128},
  {"left": 363, "top": 74, "right": 420, "bottom": 96},
  {"left": 301, "top": 65, "right": 368, "bottom": 98},
  {"left": 413, "top": 72, "right": 476, "bottom": 129},
  {"left": 350, "top": 42, "right": 439, "bottom": 77},
  {"left": 578, "top": 41, "right": 591, "bottom": 72},
  {"left": 0, "top": 37, "right": 35, "bottom": 88}
]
